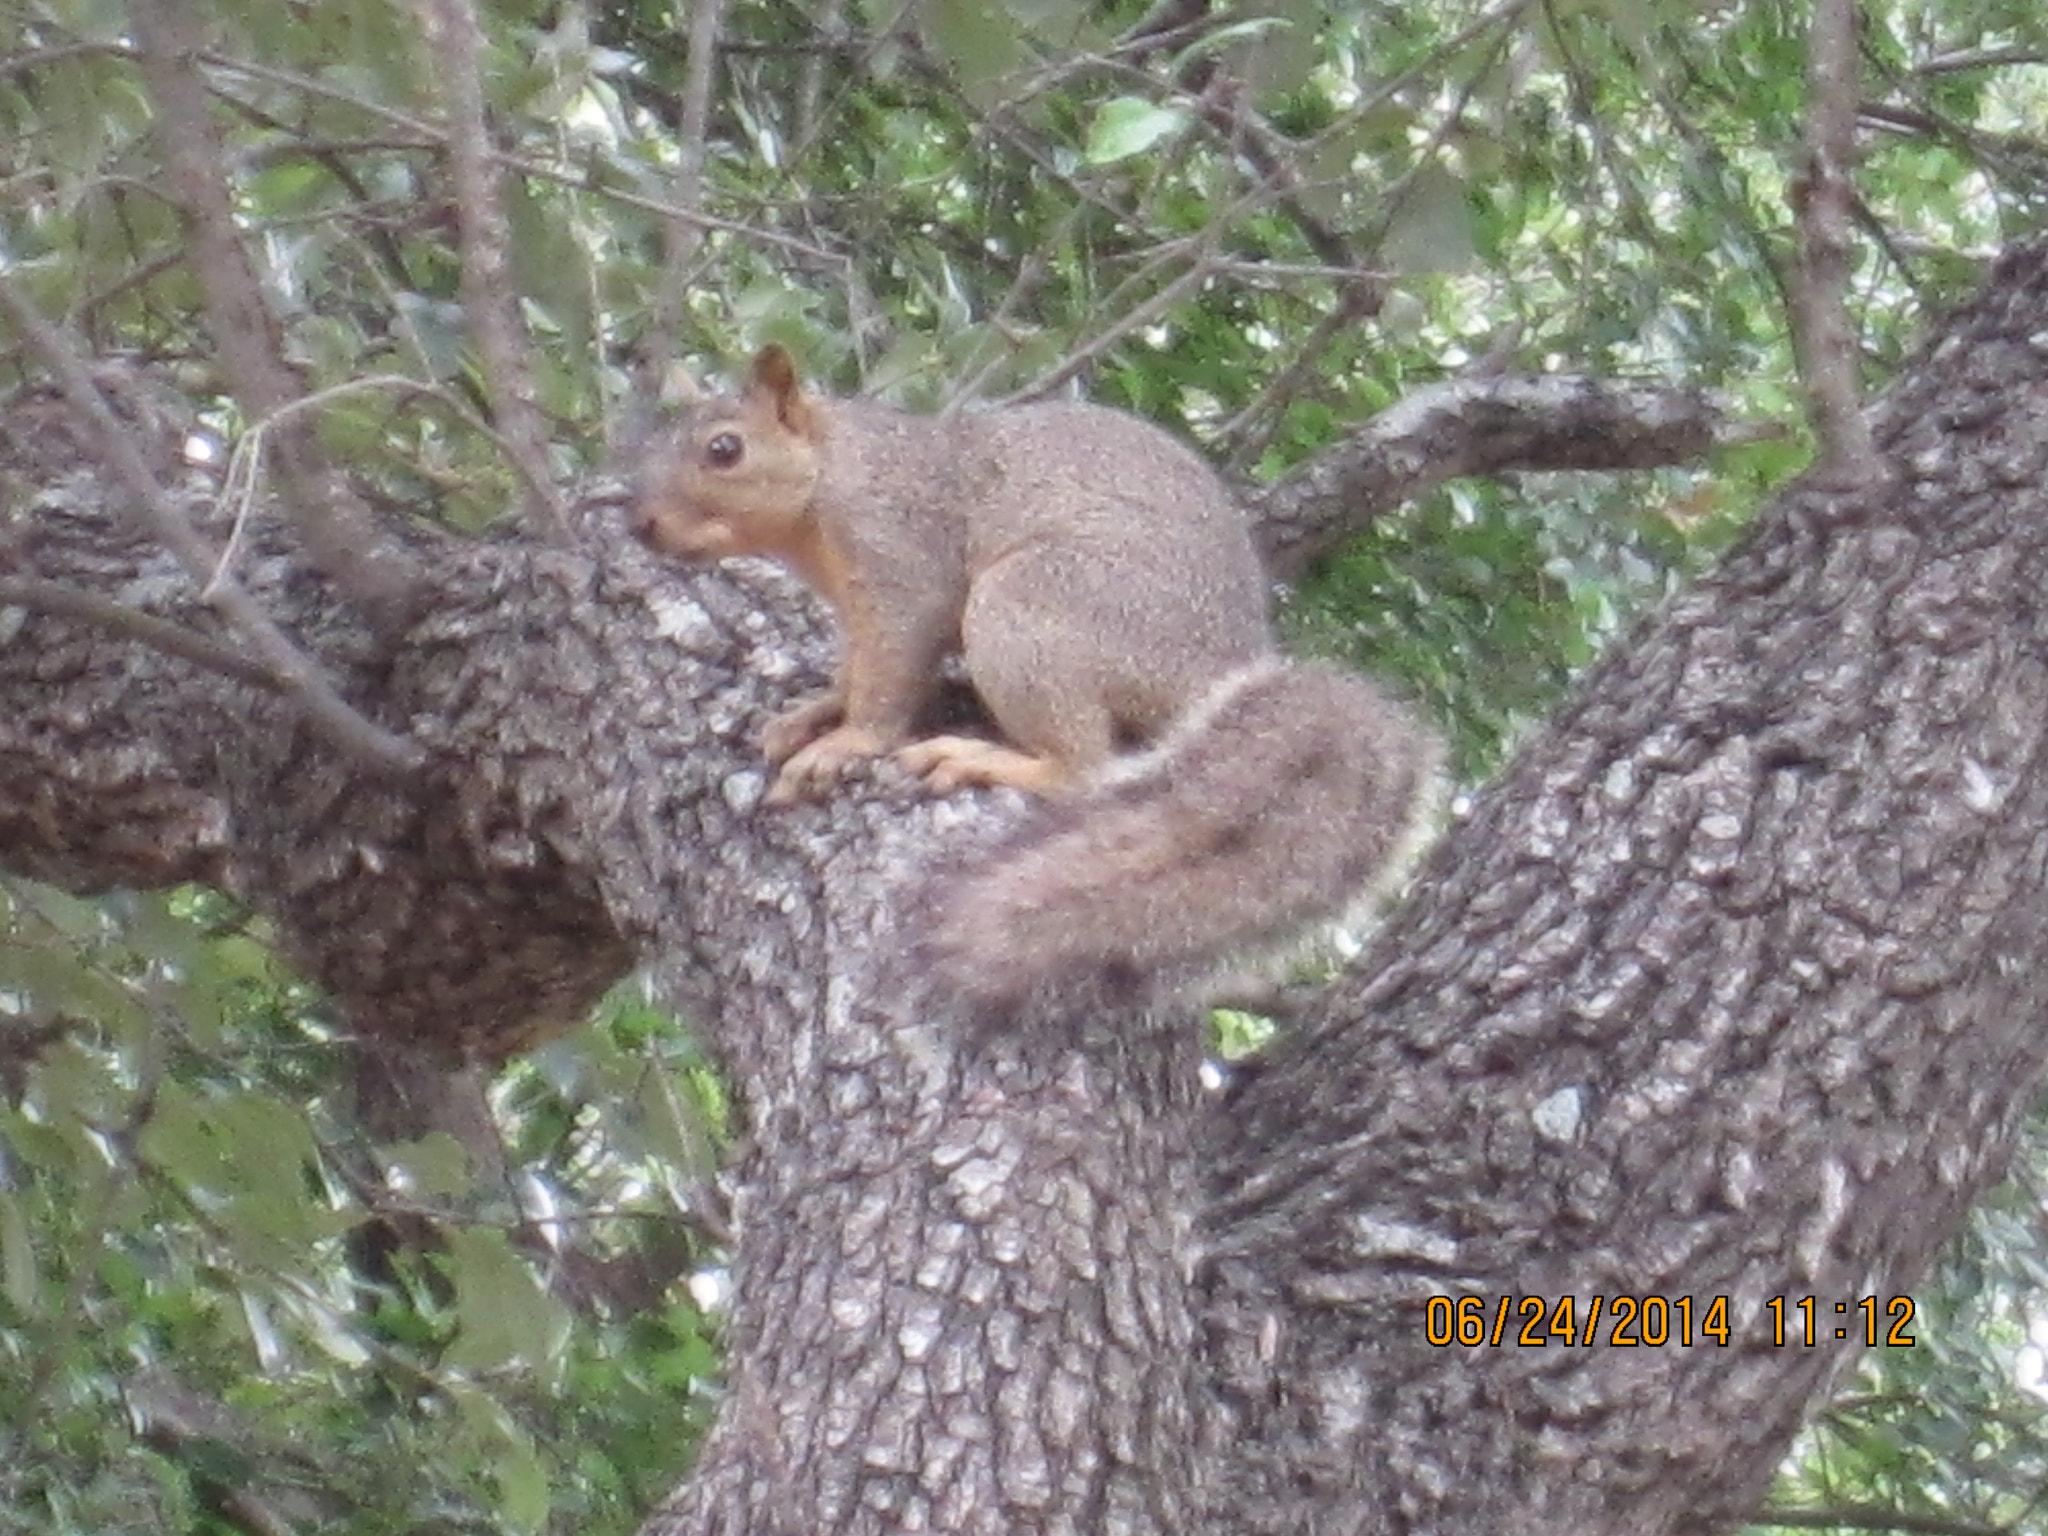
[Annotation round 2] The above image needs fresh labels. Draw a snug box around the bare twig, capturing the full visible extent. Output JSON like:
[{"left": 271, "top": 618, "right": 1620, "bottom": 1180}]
[
  {"left": 127, "top": 1, "right": 426, "bottom": 622},
  {"left": 1915, "top": 45, "right": 2047, "bottom": 76},
  {"left": 202, "top": 54, "right": 843, "bottom": 265},
  {"left": 937, "top": 201, "right": 1100, "bottom": 415},
  {"left": 647, "top": 0, "right": 732, "bottom": 384},
  {"left": 797, "top": 0, "right": 850, "bottom": 147},
  {"left": 0, "top": 276, "right": 426, "bottom": 773},
  {"left": 0, "top": 576, "right": 280, "bottom": 690},
  {"left": 416, "top": 0, "right": 567, "bottom": 535},
  {"left": 1789, "top": 0, "right": 1880, "bottom": 479},
  {"left": 1757, "top": 1504, "right": 2006, "bottom": 1536},
  {"left": 994, "top": 250, "right": 1218, "bottom": 404},
  {"left": 0, "top": 40, "right": 134, "bottom": 79}
]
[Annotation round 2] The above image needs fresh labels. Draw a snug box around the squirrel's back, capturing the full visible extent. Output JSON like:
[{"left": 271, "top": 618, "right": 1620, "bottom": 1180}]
[{"left": 831, "top": 398, "right": 1273, "bottom": 684}]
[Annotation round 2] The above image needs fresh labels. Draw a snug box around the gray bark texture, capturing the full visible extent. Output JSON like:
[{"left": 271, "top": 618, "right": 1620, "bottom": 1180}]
[
  {"left": 1208, "top": 249, "right": 2048, "bottom": 1533},
  {"left": 4, "top": 243, "right": 2046, "bottom": 1536}
]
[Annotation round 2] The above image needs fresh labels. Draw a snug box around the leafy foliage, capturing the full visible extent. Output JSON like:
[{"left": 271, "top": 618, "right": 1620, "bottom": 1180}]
[
  {"left": 1760, "top": 1131, "right": 2048, "bottom": 1534},
  {"left": 5, "top": 0, "right": 2048, "bottom": 1527},
  {"left": 0, "top": 883, "right": 720, "bottom": 1533}
]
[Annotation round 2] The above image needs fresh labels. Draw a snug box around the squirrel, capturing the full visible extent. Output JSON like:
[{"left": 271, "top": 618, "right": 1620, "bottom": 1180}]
[{"left": 632, "top": 345, "right": 1438, "bottom": 1011}]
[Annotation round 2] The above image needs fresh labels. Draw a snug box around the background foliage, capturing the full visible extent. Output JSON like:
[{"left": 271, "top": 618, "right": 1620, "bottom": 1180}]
[{"left": 3, "top": 0, "right": 2048, "bottom": 1529}]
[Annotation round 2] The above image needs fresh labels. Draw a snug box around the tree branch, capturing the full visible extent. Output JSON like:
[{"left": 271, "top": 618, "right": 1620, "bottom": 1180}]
[
  {"left": 1789, "top": 0, "right": 1880, "bottom": 478},
  {"left": 1758, "top": 1506, "right": 2009, "bottom": 1536},
  {"left": 1249, "top": 373, "right": 1747, "bottom": 580},
  {"left": 645, "top": 0, "right": 731, "bottom": 384},
  {"left": 127, "top": 1, "right": 427, "bottom": 623},
  {"left": 201, "top": 53, "right": 845, "bottom": 266},
  {"left": 0, "top": 576, "right": 279, "bottom": 690},
  {"left": 996, "top": 244, "right": 1220, "bottom": 403},
  {"left": 0, "top": 284, "right": 425, "bottom": 773},
  {"left": 416, "top": 0, "right": 567, "bottom": 535}
]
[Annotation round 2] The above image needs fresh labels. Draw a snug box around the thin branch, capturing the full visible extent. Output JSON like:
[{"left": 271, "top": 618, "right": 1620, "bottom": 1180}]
[
  {"left": 976, "top": 92, "right": 1393, "bottom": 411},
  {"left": 264, "top": 373, "right": 560, "bottom": 506},
  {"left": 0, "top": 245, "right": 184, "bottom": 377},
  {"left": 1788, "top": 0, "right": 1880, "bottom": 479},
  {"left": 0, "top": 277, "right": 426, "bottom": 773},
  {"left": 797, "top": 0, "right": 849, "bottom": 147},
  {"left": 647, "top": 0, "right": 732, "bottom": 383},
  {"left": 1916, "top": 44, "right": 2047, "bottom": 76},
  {"left": 1213, "top": 20, "right": 1518, "bottom": 468},
  {"left": 993, "top": 249, "right": 1218, "bottom": 404},
  {"left": 127, "top": 1, "right": 426, "bottom": 622},
  {"left": 1214, "top": 282, "right": 1382, "bottom": 469},
  {"left": 416, "top": 0, "right": 566, "bottom": 535},
  {"left": 1300, "top": 0, "right": 1542, "bottom": 163},
  {"left": 241, "top": 134, "right": 440, "bottom": 162},
  {"left": 0, "top": 576, "right": 281, "bottom": 690},
  {"left": 940, "top": 214, "right": 1079, "bottom": 415},
  {"left": 520, "top": 146, "right": 839, "bottom": 262},
  {"left": 1183, "top": 74, "right": 1360, "bottom": 278},
  {"left": 0, "top": 40, "right": 134, "bottom": 79},
  {"left": 942, "top": 4, "right": 1513, "bottom": 416},
  {"left": 1755, "top": 1505, "right": 2007, "bottom": 1536},
  {"left": 201, "top": 54, "right": 844, "bottom": 264}
]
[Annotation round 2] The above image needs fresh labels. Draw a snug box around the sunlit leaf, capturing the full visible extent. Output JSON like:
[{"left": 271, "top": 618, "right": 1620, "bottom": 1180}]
[{"left": 1082, "top": 96, "right": 1191, "bottom": 166}]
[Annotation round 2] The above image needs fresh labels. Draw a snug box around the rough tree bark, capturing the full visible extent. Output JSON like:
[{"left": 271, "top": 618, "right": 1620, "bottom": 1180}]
[
  {"left": 1207, "top": 252, "right": 2048, "bottom": 1534},
  {"left": 5, "top": 242, "right": 2044, "bottom": 1536}
]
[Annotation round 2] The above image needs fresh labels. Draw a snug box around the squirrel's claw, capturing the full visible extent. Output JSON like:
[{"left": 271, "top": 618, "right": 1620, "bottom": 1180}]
[
  {"left": 765, "top": 723, "right": 892, "bottom": 804},
  {"left": 762, "top": 692, "right": 846, "bottom": 768}
]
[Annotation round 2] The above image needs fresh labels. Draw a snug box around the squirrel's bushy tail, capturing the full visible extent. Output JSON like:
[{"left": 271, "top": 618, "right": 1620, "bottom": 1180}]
[{"left": 922, "top": 660, "right": 1439, "bottom": 1014}]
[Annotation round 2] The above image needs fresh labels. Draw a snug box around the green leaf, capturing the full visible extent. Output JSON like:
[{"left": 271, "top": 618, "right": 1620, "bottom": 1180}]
[
  {"left": 449, "top": 1379, "right": 552, "bottom": 1529},
  {"left": 0, "top": 1190, "right": 40, "bottom": 1313},
  {"left": 444, "top": 1227, "right": 574, "bottom": 1383},
  {"left": 1379, "top": 161, "right": 1476, "bottom": 275},
  {"left": 920, "top": 0, "right": 1028, "bottom": 100},
  {"left": 382, "top": 1132, "right": 475, "bottom": 1200},
  {"left": 1082, "top": 97, "right": 1191, "bottom": 166}
]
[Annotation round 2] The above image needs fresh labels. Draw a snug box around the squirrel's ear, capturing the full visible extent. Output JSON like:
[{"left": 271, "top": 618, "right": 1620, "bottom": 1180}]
[{"left": 748, "top": 344, "right": 817, "bottom": 435}]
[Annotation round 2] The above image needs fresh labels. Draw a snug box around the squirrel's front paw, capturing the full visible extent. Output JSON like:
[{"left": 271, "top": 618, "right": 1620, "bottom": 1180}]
[
  {"left": 762, "top": 693, "right": 846, "bottom": 767},
  {"left": 766, "top": 724, "right": 893, "bottom": 804}
]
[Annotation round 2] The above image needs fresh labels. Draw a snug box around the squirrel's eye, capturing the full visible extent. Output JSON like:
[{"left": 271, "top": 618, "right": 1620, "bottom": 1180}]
[{"left": 705, "top": 432, "right": 744, "bottom": 470}]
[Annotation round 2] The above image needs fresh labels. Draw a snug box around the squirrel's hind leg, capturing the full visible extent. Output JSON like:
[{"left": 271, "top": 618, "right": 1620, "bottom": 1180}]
[{"left": 895, "top": 736, "right": 1071, "bottom": 796}]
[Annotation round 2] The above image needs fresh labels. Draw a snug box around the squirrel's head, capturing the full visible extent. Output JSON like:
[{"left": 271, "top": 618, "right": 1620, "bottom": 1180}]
[{"left": 633, "top": 344, "right": 825, "bottom": 564}]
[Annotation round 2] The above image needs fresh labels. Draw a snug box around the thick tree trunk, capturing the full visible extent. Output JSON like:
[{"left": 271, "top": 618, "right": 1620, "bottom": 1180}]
[
  {"left": 6, "top": 242, "right": 2047, "bottom": 1536},
  {"left": 1205, "top": 251, "right": 2048, "bottom": 1534}
]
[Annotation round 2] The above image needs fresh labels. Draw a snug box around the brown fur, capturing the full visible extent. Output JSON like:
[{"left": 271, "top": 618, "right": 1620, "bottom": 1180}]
[
  {"left": 922, "top": 660, "right": 1440, "bottom": 1010},
  {"left": 635, "top": 348, "right": 1440, "bottom": 1014}
]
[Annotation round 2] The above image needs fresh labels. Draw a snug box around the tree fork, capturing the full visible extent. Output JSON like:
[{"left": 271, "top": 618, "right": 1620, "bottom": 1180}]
[{"left": 8, "top": 247, "right": 2048, "bottom": 1532}]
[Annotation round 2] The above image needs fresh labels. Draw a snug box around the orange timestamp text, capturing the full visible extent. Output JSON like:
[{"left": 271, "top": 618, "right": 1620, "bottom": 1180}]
[{"left": 1423, "top": 1294, "right": 1918, "bottom": 1348}]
